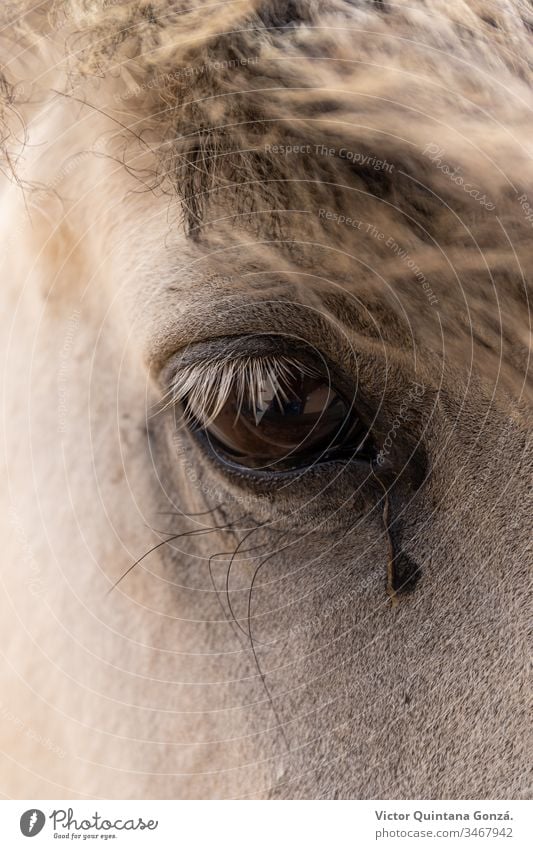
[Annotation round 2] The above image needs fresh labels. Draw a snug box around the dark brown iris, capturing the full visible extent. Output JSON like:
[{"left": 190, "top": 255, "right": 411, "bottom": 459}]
[{"left": 198, "top": 371, "right": 366, "bottom": 470}]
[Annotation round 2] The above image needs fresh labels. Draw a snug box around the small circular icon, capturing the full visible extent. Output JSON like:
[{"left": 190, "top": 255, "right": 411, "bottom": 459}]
[{"left": 20, "top": 810, "right": 46, "bottom": 837}]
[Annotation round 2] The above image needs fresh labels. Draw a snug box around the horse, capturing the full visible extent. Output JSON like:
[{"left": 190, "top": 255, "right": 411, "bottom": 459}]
[{"left": 0, "top": 0, "right": 531, "bottom": 798}]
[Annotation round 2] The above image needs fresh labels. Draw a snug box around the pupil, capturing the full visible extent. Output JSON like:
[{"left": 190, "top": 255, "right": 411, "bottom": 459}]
[{"left": 203, "top": 373, "right": 352, "bottom": 469}]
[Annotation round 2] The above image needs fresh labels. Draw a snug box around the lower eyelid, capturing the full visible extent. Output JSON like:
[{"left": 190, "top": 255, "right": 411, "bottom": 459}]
[
  {"left": 188, "top": 434, "right": 378, "bottom": 509},
  {"left": 186, "top": 407, "right": 376, "bottom": 477}
]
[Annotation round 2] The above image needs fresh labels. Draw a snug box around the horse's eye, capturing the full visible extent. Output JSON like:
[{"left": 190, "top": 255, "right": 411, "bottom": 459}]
[{"left": 190, "top": 369, "right": 369, "bottom": 471}]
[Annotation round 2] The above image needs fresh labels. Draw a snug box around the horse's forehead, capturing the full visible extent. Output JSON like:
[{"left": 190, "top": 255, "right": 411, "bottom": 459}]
[{"left": 114, "top": 217, "right": 528, "bottom": 405}]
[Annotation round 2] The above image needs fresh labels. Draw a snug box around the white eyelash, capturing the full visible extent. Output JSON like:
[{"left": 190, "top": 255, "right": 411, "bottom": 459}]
[{"left": 165, "top": 354, "right": 317, "bottom": 427}]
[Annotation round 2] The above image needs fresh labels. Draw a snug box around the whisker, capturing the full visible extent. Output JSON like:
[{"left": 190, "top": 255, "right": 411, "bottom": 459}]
[
  {"left": 247, "top": 549, "right": 292, "bottom": 753},
  {"left": 226, "top": 528, "right": 295, "bottom": 644},
  {"left": 155, "top": 504, "right": 227, "bottom": 518},
  {"left": 106, "top": 524, "right": 236, "bottom": 596},
  {"left": 224, "top": 523, "right": 270, "bottom": 635},
  {"left": 207, "top": 538, "right": 269, "bottom": 628}
]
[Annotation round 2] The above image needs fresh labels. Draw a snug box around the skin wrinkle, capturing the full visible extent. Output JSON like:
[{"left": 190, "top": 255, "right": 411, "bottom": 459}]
[{"left": 0, "top": 0, "right": 531, "bottom": 800}]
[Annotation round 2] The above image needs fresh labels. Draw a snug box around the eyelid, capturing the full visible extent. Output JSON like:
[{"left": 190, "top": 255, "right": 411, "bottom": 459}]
[
  {"left": 157, "top": 333, "right": 372, "bottom": 431},
  {"left": 159, "top": 333, "right": 352, "bottom": 393},
  {"left": 163, "top": 354, "right": 318, "bottom": 427}
]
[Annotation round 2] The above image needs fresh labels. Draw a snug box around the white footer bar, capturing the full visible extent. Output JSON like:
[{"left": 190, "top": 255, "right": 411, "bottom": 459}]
[{"left": 1, "top": 799, "right": 531, "bottom": 848}]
